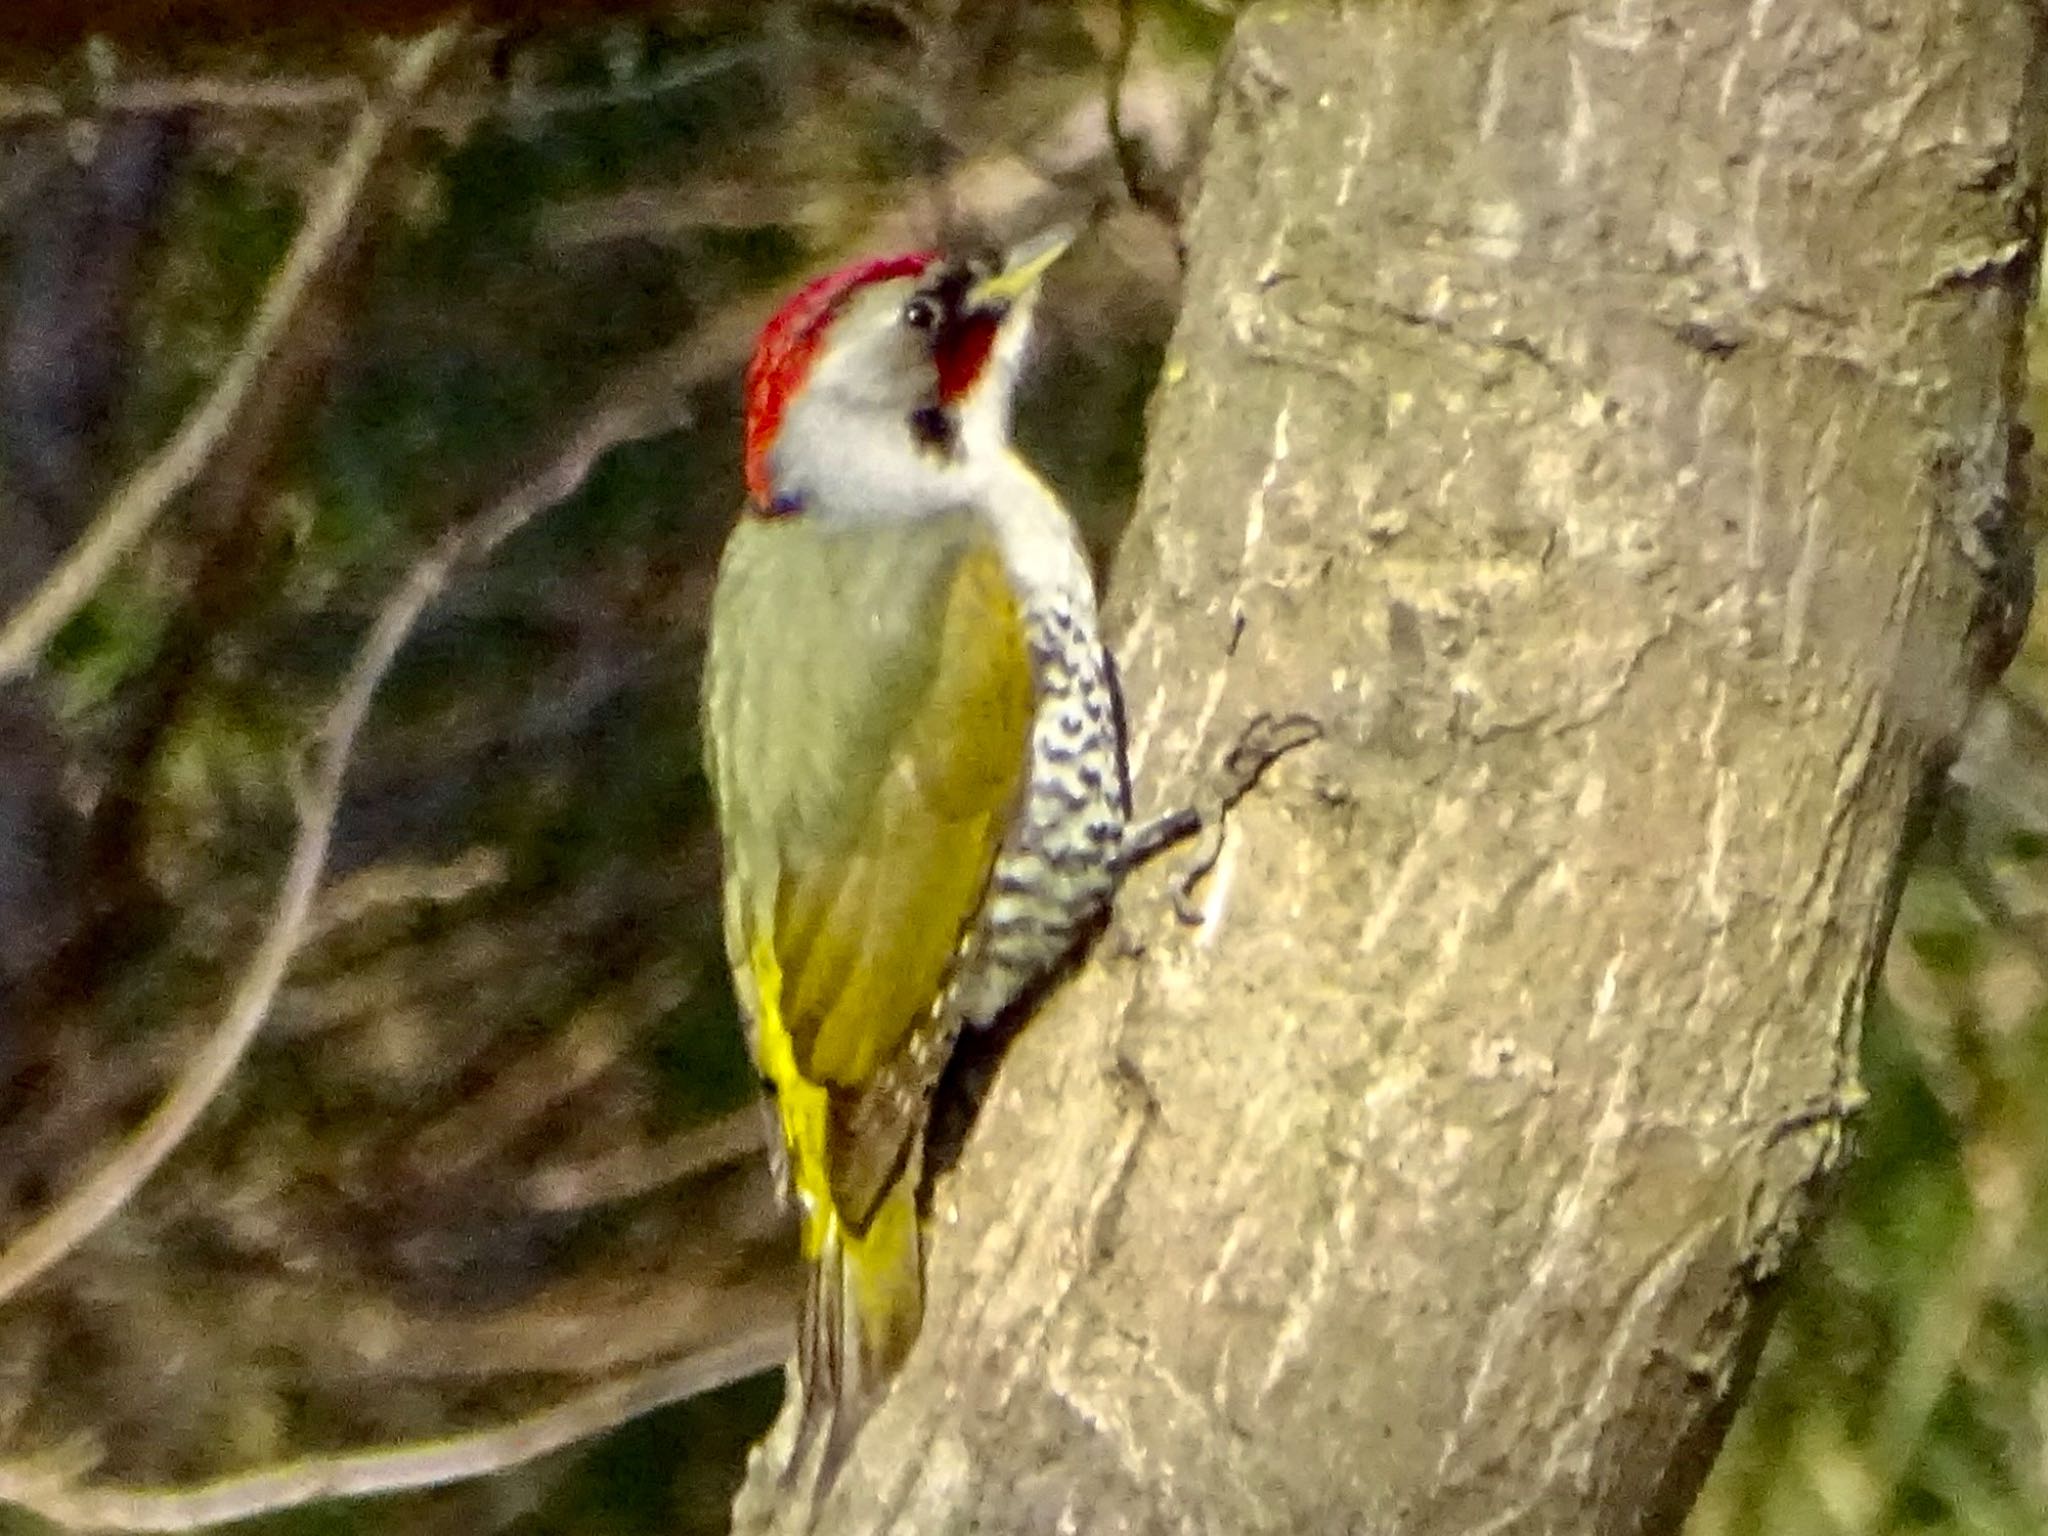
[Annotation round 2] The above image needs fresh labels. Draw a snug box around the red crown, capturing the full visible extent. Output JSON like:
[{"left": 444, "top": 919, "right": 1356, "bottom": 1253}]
[{"left": 743, "top": 251, "right": 937, "bottom": 507}]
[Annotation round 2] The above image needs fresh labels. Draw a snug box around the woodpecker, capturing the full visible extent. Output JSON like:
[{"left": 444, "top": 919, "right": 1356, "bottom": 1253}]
[{"left": 702, "top": 229, "right": 1130, "bottom": 1481}]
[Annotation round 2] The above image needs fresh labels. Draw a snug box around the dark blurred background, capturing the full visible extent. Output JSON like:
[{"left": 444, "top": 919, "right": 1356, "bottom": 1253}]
[{"left": 0, "top": 6, "right": 2040, "bottom": 1533}]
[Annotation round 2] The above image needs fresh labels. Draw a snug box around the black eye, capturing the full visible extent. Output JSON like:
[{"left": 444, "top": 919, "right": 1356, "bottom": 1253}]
[{"left": 902, "top": 296, "right": 938, "bottom": 331}]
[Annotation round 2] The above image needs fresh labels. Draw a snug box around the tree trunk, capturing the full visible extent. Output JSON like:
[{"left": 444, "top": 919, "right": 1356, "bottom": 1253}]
[{"left": 734, "top": 0, "right": 2043, "bottom": 1530}]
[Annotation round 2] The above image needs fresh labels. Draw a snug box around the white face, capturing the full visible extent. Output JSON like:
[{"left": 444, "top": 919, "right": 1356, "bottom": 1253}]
[
  {"left": 769, "top": 261, "right": 1037, "bottom": 524},
  {"left": 793, "top": 276, "right": 942, "bottom": 421}
]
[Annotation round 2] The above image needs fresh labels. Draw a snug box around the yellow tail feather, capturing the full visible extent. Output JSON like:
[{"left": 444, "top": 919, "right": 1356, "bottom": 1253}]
[
  {"left": 789, "top": 1154, "right": 924, "bottom": 1491},
  {"left": 753, "top": 937, "right": 926, "bottom": 1490}
]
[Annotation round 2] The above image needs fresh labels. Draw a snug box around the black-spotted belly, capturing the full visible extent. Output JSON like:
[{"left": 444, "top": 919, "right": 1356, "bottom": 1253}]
[{"left": 948, "top": 598, "right": 1129, "bottom": 1026}]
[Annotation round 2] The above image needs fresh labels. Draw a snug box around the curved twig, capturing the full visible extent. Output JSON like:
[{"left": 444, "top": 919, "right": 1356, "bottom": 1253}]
[{"left": 524, "top": 1105, "right": 772, "bottom": 1213}]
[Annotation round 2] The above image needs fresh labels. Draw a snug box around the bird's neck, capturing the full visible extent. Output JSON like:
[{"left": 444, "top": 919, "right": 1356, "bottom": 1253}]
[
  {"left": 770, "top": 397, "right": 970, "bottom": 524},
  {"left": 973, "top": 451, "right": 1096, "bottom": 620},
  {"left": 767, "top": 401, "right": 1093, "bottom": 619}
]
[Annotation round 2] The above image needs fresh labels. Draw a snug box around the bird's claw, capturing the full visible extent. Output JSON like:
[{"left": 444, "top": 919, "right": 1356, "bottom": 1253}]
[{"left": 1116, "top": 711, "right": 1322, "bottom": 923}]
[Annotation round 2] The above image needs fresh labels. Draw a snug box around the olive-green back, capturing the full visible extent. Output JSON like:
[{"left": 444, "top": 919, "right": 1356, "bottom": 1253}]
[{"left": 702, "top": 508, "right": 1034, "bottom": 1103}]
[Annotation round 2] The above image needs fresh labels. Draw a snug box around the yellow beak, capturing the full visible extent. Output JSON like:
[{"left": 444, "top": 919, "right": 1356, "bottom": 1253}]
[{"left": 965, "top": 225, "right": 1075, "bottom": 312}]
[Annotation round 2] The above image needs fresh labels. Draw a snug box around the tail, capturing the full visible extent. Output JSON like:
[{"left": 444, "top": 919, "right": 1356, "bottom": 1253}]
[
  {"left": 786, "top": 1140, "right": 925, "bottom": 1495},
  {"left": 746, "top": 937, "right": 927, "bottom": 1493}
]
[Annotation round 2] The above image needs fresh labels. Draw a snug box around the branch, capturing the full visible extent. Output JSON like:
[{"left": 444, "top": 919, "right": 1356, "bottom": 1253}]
[
  {"left": 0, "top": 23, "right": 463, "bottom": 686},
  {"left": 524, "top": 1105, "right": 771, "bottom": 1213},
  {"left": 276, "top": 1274, "right": 800, "bottom": 1385},
  {"left": 303, "top": 846, "right": 509, "bottom": 944},
  {"left": 540, "top": 64, "right": 1201, "bottom": 255},
  {"left": 0, "top": 1323, "right": 790, "bottom": 1533},
  {"left": 0, "top": 76, "right": 368, "bottom": 118}
]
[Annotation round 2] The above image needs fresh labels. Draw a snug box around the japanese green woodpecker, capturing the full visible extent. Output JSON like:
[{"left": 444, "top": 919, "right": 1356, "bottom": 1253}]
[{"left": 702, "top": 229, "right": 1130, "bottom": 1477}]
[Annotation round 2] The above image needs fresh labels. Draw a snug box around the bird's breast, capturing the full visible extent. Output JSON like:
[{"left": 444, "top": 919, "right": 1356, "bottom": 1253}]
[{"left": 946, "top": 594, "right": 1129, "bottom": 1027}]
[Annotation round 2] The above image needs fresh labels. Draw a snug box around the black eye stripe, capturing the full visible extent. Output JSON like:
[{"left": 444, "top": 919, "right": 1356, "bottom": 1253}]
[{"left": 906, "top": 256, "right": 986, "bottom": 327}]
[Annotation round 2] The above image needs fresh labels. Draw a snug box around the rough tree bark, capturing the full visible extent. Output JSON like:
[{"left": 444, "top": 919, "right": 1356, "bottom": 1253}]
[{"left": 734, "top": 1, "right": 2044, "bottom": 1531}]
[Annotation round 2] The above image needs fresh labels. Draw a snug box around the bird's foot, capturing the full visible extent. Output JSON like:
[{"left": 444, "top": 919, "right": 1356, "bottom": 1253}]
[{"left": 1115, "top": 710, "right": 1322, "bottom": 924}]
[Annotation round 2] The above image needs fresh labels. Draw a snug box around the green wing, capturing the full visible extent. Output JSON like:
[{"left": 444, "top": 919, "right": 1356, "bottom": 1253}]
[{"left": 704, "top": 508, "right": 1034, "bottom": 1225}]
